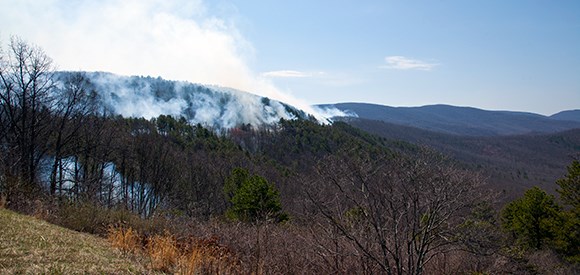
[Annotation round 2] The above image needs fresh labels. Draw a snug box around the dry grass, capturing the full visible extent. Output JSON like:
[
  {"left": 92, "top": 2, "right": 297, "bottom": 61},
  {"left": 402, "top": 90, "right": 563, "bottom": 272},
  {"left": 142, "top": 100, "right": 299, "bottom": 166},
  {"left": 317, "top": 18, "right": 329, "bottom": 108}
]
[
  {"left": 107, "top": 225, "right": 142, "bottom": 254},
  {"left": 147, "top": 233, "right": 180, "bottom": 272},
  {"left": 107, "top": 225, "right": 240, "bottom": 274},
  {"left": 0, "top": 208, "right": 150, "bottom": 274},
  {"left": 176, "top": 237, "right": 240, "bottom": 274}
]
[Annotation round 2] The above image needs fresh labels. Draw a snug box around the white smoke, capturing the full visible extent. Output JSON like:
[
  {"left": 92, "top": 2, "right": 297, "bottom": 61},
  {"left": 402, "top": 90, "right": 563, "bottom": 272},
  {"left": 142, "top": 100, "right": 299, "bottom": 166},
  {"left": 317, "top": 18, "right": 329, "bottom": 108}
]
[
  {"left": 0, "top": 0, "right": 345, "bottom": 122},
  {"left": 312, "top": 106, "right": 358, "bottom": 120},
  {"left": 86, "top": 72, "right": 300, "bottom": 129},
  {"left": 214, "top": 88, "right": 295, "bottom": 128}
]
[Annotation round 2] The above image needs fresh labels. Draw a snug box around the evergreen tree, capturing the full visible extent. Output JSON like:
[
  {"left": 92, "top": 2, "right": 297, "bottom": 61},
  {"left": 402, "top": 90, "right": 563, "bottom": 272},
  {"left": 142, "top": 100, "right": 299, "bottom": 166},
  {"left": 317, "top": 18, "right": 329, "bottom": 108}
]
[
  {"left": 224, "top": 168, "right": 287, "bottom": 223},
  {"left": 501, "top": 187, "right": 562, "bottom": 249},
  {"left": 556, "top": 160, "right": 580, "bottom": 212},
  {"left": 223, "top": 167, "right": 250, "bottom": 202},
  {"left": 554, "top": 160, "right": 580, "bottom": 263}
]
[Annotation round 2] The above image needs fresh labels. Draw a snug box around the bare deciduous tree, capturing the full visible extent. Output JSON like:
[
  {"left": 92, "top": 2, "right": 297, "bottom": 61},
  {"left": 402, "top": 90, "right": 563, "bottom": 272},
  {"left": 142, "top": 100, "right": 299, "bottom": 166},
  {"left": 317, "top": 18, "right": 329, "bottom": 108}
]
[
  {"left": 0, "top": 37, "right": 55, "bottom": 185},
  {"left": 49, "top": 72, "right": 99, "bottom": 195},
  {"left": 306, "top": 150, "right": 485, "bottom": 275}
]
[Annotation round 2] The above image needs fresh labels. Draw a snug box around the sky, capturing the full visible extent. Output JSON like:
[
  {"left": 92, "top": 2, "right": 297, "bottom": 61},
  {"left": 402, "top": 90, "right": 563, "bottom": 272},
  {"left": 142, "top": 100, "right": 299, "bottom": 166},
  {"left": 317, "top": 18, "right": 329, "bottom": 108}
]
[{"left": 1, "top": 0, "right": 579, "bottom": 115}]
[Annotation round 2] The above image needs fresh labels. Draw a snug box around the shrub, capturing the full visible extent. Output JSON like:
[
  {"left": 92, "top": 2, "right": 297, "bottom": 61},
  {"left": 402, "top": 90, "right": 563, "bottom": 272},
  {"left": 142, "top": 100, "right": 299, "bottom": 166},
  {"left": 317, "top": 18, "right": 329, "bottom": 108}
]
[{"left": 51, "top": 201, "right": 169, "bottom": 236}]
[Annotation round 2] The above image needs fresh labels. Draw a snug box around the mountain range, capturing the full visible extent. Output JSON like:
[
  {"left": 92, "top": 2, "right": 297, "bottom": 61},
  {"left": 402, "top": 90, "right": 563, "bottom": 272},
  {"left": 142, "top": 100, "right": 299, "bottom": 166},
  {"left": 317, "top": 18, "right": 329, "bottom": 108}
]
[
  {"left": 68, "top": 72, "right": 579, "bottom": 137},
  {"left": 317, "top": 102, "right": 580, "bottom": 136}
]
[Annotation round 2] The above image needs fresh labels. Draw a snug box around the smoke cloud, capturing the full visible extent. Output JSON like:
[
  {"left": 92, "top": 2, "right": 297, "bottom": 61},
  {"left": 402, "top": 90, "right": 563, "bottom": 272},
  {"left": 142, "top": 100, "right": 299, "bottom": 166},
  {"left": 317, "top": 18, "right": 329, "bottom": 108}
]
[
  {"left": 0, "top": 0, "right": 348, "bottom": 122},
  {"left": 86, "top": 72, "right": 300, "bottom": 129}
]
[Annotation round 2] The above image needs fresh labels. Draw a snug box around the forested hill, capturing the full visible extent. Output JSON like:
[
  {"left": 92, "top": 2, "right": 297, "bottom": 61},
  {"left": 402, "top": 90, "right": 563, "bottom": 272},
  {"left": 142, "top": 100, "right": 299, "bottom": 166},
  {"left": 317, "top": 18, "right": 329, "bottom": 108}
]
[
  {"left": 343, "top": 117, "right": 580, "bottom": 196},
  {"left": 55, "top": 71, "right": 311, "bottom": 129},
  {"left": 551, "top": 109, "right": 580, "bottom": 122},
  {"left": 319, "top": 102, "right": 580, "bottom": 136}
]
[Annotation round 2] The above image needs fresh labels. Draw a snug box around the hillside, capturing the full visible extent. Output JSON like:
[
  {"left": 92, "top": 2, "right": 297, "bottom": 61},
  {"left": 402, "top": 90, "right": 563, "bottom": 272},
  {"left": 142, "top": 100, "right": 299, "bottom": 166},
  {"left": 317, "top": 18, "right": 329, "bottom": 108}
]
[
  {"left": 342, "top": 117, "right": 580, "bottom": 196},
  {"left": 0, "top": 208, "right": 149, "bottom": 274},
  {"left": 551, "top": 109, "right": 580, "bottom": 122},
  {"left": 320, "top": 103, "right": 580, "bottom": 136},
  {"left": 56, "top": 71, "right": 312, "bottom": 129}
]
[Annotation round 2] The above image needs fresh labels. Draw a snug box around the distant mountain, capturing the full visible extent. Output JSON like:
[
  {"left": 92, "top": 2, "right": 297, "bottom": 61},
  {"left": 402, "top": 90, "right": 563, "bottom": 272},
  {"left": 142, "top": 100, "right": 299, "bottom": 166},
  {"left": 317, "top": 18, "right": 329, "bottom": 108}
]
[
  {"left": 318, "top": 103, "right": 580, "bottom": 136},
  {"left": 341, "top": 117, "right": 580, "bottom": 197},
  {"left": 57, "top": 71, "right": 311, "bottom": 129},
  {"left": 551, "top": 110, "right": 580, "bottom": 122}
]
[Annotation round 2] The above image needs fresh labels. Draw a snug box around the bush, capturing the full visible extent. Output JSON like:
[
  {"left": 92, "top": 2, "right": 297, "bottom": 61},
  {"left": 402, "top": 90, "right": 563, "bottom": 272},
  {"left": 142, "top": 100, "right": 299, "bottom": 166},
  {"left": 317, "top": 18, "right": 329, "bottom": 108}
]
[{"left": 51, "top": 201, "right": 168, "bottom": 236}]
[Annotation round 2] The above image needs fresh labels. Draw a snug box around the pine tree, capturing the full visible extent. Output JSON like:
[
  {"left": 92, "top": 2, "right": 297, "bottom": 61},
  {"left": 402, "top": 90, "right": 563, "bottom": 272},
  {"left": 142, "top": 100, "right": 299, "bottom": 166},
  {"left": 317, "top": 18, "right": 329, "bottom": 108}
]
[
  {"left": 554, "top": 160, "right": 580, "bottom": 263},
  {"left": 556, "top": 160, "right": 580, "bottom": 212},
  {"left": 224, "top": 168, "right": 287, "bottom": 223},
  {"left": 501, "top": 187, "right": 562, "bottom": 249}
]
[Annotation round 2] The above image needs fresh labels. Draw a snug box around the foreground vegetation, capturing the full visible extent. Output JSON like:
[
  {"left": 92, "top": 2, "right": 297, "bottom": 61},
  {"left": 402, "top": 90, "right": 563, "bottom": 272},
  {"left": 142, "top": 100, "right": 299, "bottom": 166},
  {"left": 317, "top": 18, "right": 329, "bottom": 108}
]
[
  {"left": 1, "top": 37, "right": 578, "bottom": 274},
  {"left": 0, "top": 208, "right": 149, "bottom": 274}
]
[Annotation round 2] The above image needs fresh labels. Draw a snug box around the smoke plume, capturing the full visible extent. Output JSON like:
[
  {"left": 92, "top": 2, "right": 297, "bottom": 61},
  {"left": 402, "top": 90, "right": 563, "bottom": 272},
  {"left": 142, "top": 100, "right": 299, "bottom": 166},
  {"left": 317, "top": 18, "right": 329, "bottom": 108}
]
[
  {"left": 83, "top": 72, "right": 305, "bottom": 129},
  {"left": 0, "top": 0, "right": 348, "bottom": 121}
]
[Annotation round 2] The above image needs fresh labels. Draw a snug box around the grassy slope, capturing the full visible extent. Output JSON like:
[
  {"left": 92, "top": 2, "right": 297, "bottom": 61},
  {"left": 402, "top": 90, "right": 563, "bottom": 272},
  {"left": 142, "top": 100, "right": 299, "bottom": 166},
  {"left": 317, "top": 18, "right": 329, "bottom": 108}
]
[{"left": 0, "top": 208, "right": 150, "bottom": 274}]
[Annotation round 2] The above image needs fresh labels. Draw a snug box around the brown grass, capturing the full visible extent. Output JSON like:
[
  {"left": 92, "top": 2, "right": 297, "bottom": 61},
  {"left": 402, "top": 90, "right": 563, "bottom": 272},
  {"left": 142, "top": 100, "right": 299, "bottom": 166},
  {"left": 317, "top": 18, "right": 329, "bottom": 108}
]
[
  {"left": 107, "top": 226, "right": 142, "bottom": 254},
  {"left": 176, "top": 237, "right": 240, "bottom": 274},
  {"left": 147, "top": 233, "right": 180, "bottom": 272},
  {"left": 106, "top": 226, "right": 240, "bottom": 274}
]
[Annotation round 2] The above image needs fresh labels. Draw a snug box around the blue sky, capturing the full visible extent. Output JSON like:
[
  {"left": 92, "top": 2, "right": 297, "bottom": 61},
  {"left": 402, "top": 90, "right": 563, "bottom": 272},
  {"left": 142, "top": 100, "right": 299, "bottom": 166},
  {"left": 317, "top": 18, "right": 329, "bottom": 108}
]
[
  {"left": 233, "top": 0, "right": 580, "bottom": 114},
  {"left": 1, "top": 0, "right": 579, "bottom": 115}
]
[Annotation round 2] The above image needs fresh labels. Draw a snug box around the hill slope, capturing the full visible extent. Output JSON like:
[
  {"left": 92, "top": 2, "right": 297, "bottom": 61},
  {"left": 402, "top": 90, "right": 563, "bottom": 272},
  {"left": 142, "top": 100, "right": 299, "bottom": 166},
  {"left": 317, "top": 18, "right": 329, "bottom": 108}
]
[
  {"left": 57, "top": 71, "right": 313, "bottom": 129},
  {"left": 320, "top": 103, "right": 580, "bottom": 136},
  {"left": 0, "top": 208, "right": 149, "bottom": 274},
  {"left": 342, "top": 117, "right": 580, "bottom": 196},
  {"left": 551, "top": 109, "right": 580, "bottom": 122}
]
